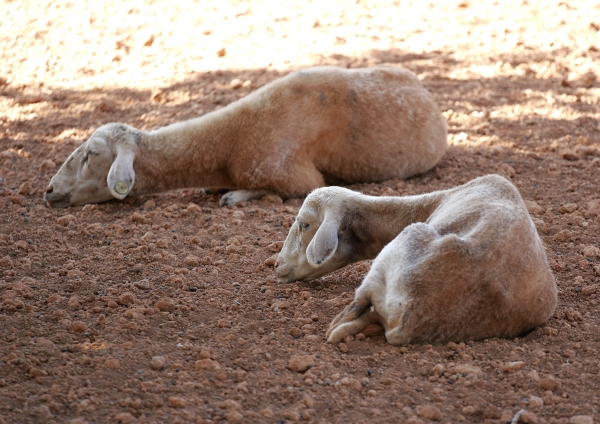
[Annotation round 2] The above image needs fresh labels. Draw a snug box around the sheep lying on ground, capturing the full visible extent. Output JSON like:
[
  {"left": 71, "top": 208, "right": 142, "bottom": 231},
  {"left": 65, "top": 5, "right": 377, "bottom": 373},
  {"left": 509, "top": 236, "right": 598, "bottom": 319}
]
[
  {"left": 276, "top": 175, "right": 556, "bottom": 344},
  {"left": 44, "top": 66, "right": 447, "bottom": 208}
]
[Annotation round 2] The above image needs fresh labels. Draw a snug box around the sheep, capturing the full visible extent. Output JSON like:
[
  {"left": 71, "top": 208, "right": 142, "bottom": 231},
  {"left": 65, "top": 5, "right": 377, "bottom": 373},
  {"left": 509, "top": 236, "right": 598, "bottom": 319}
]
[
  {"left": 44, "top": 66, "right": 447, "bottom": 208},
  {"left": 276, "top": 175, "right": 557, "bottom": 344}
]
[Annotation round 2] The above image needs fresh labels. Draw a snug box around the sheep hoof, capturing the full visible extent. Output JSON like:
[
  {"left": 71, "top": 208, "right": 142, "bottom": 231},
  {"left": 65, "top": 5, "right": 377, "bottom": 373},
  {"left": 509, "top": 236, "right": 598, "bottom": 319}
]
[
  {"left": 219, "top": 192, "right": 237, "bottom": 207},
  {"left": 219, "top": 190, "right": 271, "bottom": 207}
]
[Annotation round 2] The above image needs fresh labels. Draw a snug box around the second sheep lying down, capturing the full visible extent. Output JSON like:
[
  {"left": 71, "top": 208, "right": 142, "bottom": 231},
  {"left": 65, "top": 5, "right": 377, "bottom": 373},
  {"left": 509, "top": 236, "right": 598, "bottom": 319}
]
[{"left": 276, "top": 175, "right": 557, "bottom": 344}]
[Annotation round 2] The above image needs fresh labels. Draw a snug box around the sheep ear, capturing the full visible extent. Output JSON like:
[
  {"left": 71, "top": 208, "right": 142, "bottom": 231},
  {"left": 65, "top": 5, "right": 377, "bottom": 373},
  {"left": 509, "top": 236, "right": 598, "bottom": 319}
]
[
  {"left": 107, "top": 146, "right": 136, "bottom": 200},
  {"left": 306, "top": 218, "right": 339, "bottom": 267}
]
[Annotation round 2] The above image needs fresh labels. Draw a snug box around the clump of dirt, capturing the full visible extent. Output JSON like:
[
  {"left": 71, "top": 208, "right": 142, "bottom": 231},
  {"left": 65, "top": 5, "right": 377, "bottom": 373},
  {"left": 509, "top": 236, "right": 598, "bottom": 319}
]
[{"left": 1, "top": 1, "right": 600, "bottom": 423}]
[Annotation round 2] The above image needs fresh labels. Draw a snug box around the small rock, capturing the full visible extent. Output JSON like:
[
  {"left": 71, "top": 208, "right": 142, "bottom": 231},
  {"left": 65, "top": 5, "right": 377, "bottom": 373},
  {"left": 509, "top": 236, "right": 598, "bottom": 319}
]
[
  {"left": 141, "top": 199, "right": 156, "bottom": 210},
  {"left": 259, "top": 408, "right": 274, "bottom": 417},
  {"left": 289, "top": 327, "right": 303, "bottom": 338},
  {"left": 68, "top": 296, "right": 81, "bottom": 309},
  {"left": 66, "top": 269, "right": 85, "bottom": 279},
  {"left": 569, "top": 415, "right": 594, "bottom": 424},
  {"left": 432, "top": 364, "right": 445, "bottom": 377},
  {"left": 0, "top": 256, "right": 13, "bottom": 267},
  {"left": 97, "top": 100, "right": 116, "bottom": 113},
  {"left": 447, "top": 341, "right": 461, "bottom": 350},
  {"left": 528, "top": 395, "right": 544, "bottom": 407},
  {"left": 417, "top": 404, "right": 442, "bottom": 421},
  {"left": 69, "top": 418, "right": 89, "bottom": 424},
  {"left": 47, "top": 293, "right": 62, "bottom": 303},
  {"left": 69, "top": 321, "right": 87, "bottom": 333},
  {"left": 155, "top": 297, "right": 175, "bottom": 312},
  {"left": 131, "top": 212, "right": 145, "bottom": 223},
  {"left": 18, "top": 182, "right": 31, "bottom": 195},
  {"left": 553, "top": 229, "right": 572, "bottom": 242},
  {"left": 526, "top": 369, "right": 540, "bottom": 381},
  {"left": 283, "top": 410, "right": 301, "bottom": 421},
  {"left": 564, "top": 308, "right": 583, "bottom": 322},
  {"left": 303, "top": 394, "right": 315, "bottom": 408},
  {"left": 218, "top": 319, "right": 232, "bottom": 328},
  {"left": 461, "top": 405, "right": 476, "bottom": 415},
  {"left": 140, "top": 231, "right": 154, "bottom": 242},
  {"left": 560, "top": 150, "right": 579, "bottom": 161},
  {"left": 538, "top": 375, "right": 561, "bottom": 391},
  {"left": 105, "top": 358, "right": 121, "bottom": 370},
  {"left": 339, "top": 343, "right": 349, "bottom": 353},
  {"left": 151, "top": 89, "right": 164, "bottom": 102},
  {"left": 107, "top": 300, "right": 118, "bottom": 308},
  {"left": 560, "top": 203, "right": 579, "bottom": 214},
  {"left": 39, "top": 159, "right": 56, "bottom": 171},
  {"left": 195, "top": 359, "right": 221, "bottom": 371},
  {"left": 134, "top": 279, "right": 150, "bottom": 290},
  {"left": 531, "top": 218, "right": 549, "bottom": 234},
  {"left": 524, "top": 200, "right": 544, "bottom": 215},
  {"left": 29, "top": 368, "right": 48, "bottom": 377},
  {"left": 114, "top": 412, "right": 135, "bottom": 423},
  {"left": 583, "top": 245, "right": 600, "bottom": 258},
  {"left": 78, "top": 355, "right": 92, "bottom": 365},
  {"left": 117, "top": 292, "right": 135, "bottom": 306},
  {"left": 267, "top": 241, "right": 284, "bottom": 252},
  {"left": 168, "top": 396, "right": 186, "bottom": 408},
  {"left": 57, "top": 214, "right": 77, "bottom": 226},
  {"left": 150, "top": 356, "right": 166, "bottom": 370},
  {"left": 230, "top": 78, "right": 243, "bottom": 89},
  {"left": 520, "top": 410, "right": 539, "bottom": 424},
  {"left": 184, "top": 255, "right": 200, "bottom": 267},
  {"left": 38, "top": 404, "right": 53, "bottom": 420},
  {"left": 287, "top": 354, "right": 315, "bottom": 373},
  {"left": 263, "top": 255, "right": 277, "bottom": 267},
  {"left": 498, "top": 163, "right": 516, "bottom": 178},
  {"left": 581, "top": 285, "right": 597, "bottom": 296},
  {"left": 218, "top": 399, "right": 243, "bottom": 410},
  {"left": 502, "top": 361, "right": 525, "bottom": 373},
  {"left": 455, "top": 364, "right": 482, "bottom": 376},
  {"left": 224, "top": 410, "right": 243, "bottom": 423},
  {"left": 261, "top": 193, "right": 283, "bottom": 204},
  {"left": 217, "top": 47, "right": 226, "bottom": 57}
]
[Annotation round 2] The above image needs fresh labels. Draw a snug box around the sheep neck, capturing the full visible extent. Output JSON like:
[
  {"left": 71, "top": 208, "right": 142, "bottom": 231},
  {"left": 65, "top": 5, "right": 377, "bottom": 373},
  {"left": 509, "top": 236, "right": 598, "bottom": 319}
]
[
  {"left": 131, "top": 110, "right": 241, "bottom": 194},
  {"left": 345, "top": 192, "right": 442, "bottom": 260}
]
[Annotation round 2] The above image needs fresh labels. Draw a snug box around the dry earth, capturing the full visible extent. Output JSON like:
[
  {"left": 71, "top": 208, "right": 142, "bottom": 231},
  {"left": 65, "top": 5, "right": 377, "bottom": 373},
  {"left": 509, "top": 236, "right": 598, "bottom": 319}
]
[{"left": 1, "top": 1, "right": 600, "bottom": 423}]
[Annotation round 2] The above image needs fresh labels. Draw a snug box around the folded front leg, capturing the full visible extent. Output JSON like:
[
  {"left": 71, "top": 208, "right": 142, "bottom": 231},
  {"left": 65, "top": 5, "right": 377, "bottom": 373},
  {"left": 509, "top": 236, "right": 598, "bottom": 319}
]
[{"left": 326, "top": 297, "right": 380, "bottom": 343}]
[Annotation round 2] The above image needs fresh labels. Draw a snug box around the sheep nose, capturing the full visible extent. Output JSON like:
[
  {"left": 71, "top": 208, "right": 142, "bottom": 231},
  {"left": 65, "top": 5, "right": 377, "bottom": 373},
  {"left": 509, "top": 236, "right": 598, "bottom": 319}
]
[
  {"left": 46, "top": 185, "right": 54, "bottom": 194},
  {"left": 275, "top": 263, "right": 292, "bottom": 278}
]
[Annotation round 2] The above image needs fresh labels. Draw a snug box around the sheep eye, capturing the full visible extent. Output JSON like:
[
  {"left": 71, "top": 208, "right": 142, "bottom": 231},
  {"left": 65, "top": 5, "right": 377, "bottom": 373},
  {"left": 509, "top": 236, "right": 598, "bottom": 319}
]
[{"left": 299, "top": 222, "right": 309, "bottom": 230}]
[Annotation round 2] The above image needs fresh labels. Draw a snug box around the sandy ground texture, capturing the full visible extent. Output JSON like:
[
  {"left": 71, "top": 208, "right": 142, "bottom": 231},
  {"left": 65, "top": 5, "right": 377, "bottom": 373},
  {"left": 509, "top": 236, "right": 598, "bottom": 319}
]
[{"left": 1, "top": 0, "right": 600, "bottom": 423}]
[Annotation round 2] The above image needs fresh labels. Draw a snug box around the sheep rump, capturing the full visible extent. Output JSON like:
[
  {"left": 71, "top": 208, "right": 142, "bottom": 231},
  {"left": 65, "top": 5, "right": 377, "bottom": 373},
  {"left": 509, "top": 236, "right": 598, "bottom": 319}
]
[{"left": 44, "top": 66, "right": 447, "bottom": 208}]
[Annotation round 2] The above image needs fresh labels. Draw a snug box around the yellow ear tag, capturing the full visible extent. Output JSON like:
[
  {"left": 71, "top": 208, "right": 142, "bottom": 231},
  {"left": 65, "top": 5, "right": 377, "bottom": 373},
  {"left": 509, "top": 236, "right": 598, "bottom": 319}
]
[{"left": 115, "top": 181, "right": 129, "bottom": 195}]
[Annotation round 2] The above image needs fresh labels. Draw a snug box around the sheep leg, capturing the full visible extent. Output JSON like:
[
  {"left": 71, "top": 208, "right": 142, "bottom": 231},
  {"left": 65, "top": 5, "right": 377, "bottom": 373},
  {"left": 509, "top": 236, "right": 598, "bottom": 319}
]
[
  {"left": 326, "top": 297, "right": 380, "bottom": 343},
  {"left": 219, "top": 189, "right": 272, "bottom": 207}
]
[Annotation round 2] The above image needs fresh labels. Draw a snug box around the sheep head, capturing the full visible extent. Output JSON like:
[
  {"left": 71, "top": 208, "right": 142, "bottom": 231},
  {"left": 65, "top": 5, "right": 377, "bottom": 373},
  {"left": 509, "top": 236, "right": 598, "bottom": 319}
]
[
  {"left": 45, "top": 123, "right": 140, "bottom": 208},
  {"left": 275, "top": 187, "right": 357, "bottom": 282}
]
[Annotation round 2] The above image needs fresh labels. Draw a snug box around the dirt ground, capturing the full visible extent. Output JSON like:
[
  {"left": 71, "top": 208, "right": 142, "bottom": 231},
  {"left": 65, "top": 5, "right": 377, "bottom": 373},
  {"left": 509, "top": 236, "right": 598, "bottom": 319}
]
[{"left": 1, "top": 1, "right": 600, "bottom": 423}]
